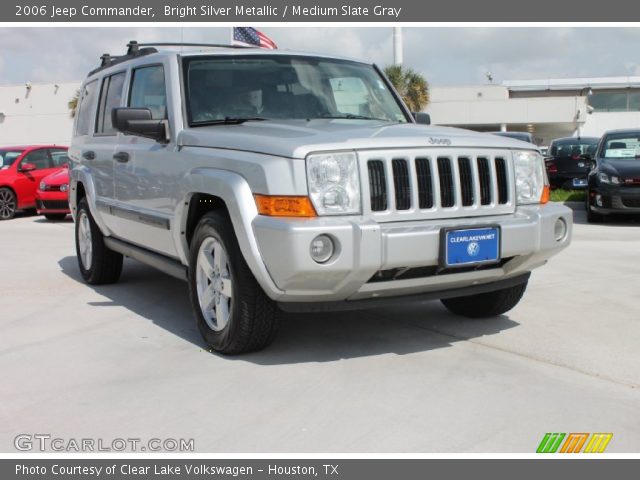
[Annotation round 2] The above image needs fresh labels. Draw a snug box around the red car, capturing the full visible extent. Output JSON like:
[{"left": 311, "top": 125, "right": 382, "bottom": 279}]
[
  {"left": 0, "top": 145, "right": 69, "bottom": 220},
  {"left": 36, "top": 167, "right": 71, "bottom": 220}
]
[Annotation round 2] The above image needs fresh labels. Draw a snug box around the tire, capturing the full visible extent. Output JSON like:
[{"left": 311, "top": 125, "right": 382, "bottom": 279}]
[
  {"left": 0, "top": 188, "right": 17, "bottom": 220},
  {"left": 75, "top": 198, "right": 123, "bottom": 285},
  {"left": 44, "top": 213, "right": 68, "bottom": 221},
  {"left": 441, "top": 281, "right": 528, "bottom": 318},
  {"left": 188, "top": 211, "right": 280, "bottom": 354},
  {"left": 585, "top": 191, "right": 604, "bottom": 223}
]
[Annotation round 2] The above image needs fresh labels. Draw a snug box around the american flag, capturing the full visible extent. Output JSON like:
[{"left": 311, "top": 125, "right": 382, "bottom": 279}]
[{"left": 232, "top": 27, "right": 277, "bottom": 50}]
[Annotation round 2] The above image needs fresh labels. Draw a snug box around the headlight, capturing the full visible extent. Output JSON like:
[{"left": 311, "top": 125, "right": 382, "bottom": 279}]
[
  {"left": 514, "top": 150, "right": 547, "bottom": 204},
  {"left": 39, "top": 181, "right": 46, "bottom": 191},
  {"left": 598, "top": 172, "right": 621, "bottom": 185},
  {"left": 306, "top": 152, "right": 361, "bottom": 215}
]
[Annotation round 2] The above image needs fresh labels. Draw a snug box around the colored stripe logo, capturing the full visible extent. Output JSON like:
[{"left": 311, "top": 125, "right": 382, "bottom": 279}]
[{"left": 537, "top": 433, "right": 613, "bottom": 453}]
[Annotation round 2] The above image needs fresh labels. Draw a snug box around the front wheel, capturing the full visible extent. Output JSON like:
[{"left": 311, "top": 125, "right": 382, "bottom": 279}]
[
  {"left": 441, "top": 282, "right": 528, "bottom": 318},
  {"left": 188, "top": 211, "right": 280, "bottom": 354},
  {"left": 0, "top": 188, "right": 17, "bottom": 220},
  {"left": 75, "top": 198, "right": 123, "bottom": 284}
]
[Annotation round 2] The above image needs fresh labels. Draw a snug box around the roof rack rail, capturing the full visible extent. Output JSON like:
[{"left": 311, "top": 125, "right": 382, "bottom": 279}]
[
  {"left": 126, "top": 40, "right": 251, "bottom": 54},
  {"left": 88, "top": 40, "right": 253, "bottom": 77}
]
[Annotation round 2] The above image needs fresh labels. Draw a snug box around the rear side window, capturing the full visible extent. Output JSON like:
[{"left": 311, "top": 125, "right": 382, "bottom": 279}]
[
  {"left": 96, "top": 72, "right": 126, "bottom": 135},
  {"left": 50, "top": 149, "right": 69, "bottom": 167},
  {"left": 129, "top": 65, "right": 167, "bottom": 120},
  {"left": 75, "top": 80, "right": 98, "bottom": 136}
]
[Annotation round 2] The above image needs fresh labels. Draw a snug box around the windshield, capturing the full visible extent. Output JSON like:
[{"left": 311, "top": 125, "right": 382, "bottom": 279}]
[
  {"left": 183, "top": 55, "right": 409, "bottom": 125},
  {"left": 550, "top": 139, "right": 598, "bottom": 158},
  {"left": 600, "top": 133, "right": 640, "bottom": 159},
  {"left": 0, "top": 150, "right": 24, "bottom": 169}
]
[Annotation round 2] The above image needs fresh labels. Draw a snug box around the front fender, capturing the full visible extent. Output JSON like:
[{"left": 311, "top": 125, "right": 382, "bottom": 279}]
[{"left": 176, "top": 168, "right": 284, "bottom": 300}]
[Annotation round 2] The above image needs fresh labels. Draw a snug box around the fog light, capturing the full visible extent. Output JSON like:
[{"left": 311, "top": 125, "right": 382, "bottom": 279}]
[
  {"left": 554, "top": 218, "right": 567, "bottom": 242},
  {"left": 310, "top": 234, "right": 334, "bottom": 263},
  {"left": 596, "top": 194, "right": 603, "bottom": 207}
]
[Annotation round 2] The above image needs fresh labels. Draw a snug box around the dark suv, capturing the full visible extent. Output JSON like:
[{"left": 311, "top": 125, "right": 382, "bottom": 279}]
[
  {"left": 546, "top": 137, "right": 599, "bottom": 189},
  {"left": 586, "top": 130, "right": 640, "bottom": 222}
]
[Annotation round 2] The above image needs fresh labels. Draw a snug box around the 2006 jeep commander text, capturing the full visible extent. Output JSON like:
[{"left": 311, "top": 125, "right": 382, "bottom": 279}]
[{"left": 69, "top": 42, "right": 572, "bottom": 354}]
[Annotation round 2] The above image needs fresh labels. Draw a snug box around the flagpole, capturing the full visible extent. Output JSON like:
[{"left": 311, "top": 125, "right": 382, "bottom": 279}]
[{"left": 393, "top": 27, "right": 403, "bottom": 65}]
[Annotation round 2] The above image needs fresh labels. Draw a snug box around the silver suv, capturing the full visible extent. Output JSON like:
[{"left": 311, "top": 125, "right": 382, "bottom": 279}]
[{"left": 69, "top": 41, "right": 572, "bottom": 354}]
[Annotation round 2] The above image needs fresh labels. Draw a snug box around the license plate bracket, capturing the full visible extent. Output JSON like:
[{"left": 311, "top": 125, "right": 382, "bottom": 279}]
[{"left": 440, "top": 225, "right": 501, "bottom": 268}]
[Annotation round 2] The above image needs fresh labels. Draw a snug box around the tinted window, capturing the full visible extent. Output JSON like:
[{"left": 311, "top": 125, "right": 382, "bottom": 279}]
[
  {"left": 97, "top": 72, "right": 126, "bottom": 134},
  {"left": 129, "top": 65, "right": 167, "bottom": 120},
  {"left": 589, "top": 92, "right": 628, "bottom": 112},
  {"left": 550, "top": 139, "right": 599, "bottom": 157},
  {"left": 21, "top": 149, "right": 52, "bottom": 170},
  {"left": 76, "top": 80, "right": 98, "bottom": 136},
  {"left": 50, "top": 148, "right": 69, "bottom": 167},
  {"left": 0, "top": 150, "right": 23, "bottom": 169}
]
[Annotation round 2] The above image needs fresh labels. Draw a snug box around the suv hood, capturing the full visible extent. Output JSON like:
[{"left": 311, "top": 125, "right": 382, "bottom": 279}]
[{"left": 179, "top": 120, "right": 535, "bottom": 159}]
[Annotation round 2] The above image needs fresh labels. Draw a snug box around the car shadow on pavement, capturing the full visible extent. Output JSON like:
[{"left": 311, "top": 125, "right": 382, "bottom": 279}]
[
  {"left": 571, "top": 208, "right": 640, "bottom": 227},
  {"left": 58, "top": 255, "right": 519, "bottom": 364}
]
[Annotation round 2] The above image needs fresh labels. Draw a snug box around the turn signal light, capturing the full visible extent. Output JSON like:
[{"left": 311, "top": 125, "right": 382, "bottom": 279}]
[
  {"left": 540, "top": 185, "right": 550, "bottom": 204},
  {"left": 254, "top": 194, "right": 317, "bottom": 217}
]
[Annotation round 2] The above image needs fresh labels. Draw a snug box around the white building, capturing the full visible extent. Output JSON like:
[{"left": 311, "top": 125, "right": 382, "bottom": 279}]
[
  {"left": 426, "top": 76, "right": 640, "bottom": 146},
  {"left": 0, "top": 81, "right": 80, "bottom": 146}
]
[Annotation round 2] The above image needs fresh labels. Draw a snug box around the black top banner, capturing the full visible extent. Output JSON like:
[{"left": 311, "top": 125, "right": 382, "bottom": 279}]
[{"left": 4, "top": 0, "right": 640, "bottom": 22}]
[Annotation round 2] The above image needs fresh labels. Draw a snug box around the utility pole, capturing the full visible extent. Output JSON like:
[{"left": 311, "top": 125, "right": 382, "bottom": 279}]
[{"left": 393, "top": 27, "right": 403, "bottom": 65}]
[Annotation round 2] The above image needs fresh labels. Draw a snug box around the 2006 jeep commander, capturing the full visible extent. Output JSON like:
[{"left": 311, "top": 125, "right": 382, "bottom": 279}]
[{"left": 69, "top": 41, "right": 572, "bottom": 354}]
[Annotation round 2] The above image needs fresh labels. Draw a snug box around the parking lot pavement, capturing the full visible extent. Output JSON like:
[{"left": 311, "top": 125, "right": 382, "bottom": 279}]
[{"left": 1, "top": 209, "right": 639, "bottom": 453}]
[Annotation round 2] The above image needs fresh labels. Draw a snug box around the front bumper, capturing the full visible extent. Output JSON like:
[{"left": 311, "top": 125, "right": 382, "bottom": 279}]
[
  {"left": 35, "top": 190, "right": 70, "bottom": 214},
  {"left": 589, "top": 184, "right": 640, "bottom": 214},
  {"left": 252, "top": 202, "right": 572, "bottom": 304}
]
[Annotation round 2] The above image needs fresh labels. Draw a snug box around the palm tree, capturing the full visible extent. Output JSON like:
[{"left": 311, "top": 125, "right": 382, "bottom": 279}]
[
  {"left": 68, "top": 89, "right": 80, "bottom": 118},
  {"left": 383, "top": 65, "right": 430, "bottom": 112}
]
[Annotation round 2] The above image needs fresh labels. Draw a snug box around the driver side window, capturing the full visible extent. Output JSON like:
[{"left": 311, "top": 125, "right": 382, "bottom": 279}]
[
  {"left": 21, "top": 149, "right": 52, "bottom": 170},
  {"left": 129, "top": 65, "right": 167, "bottom": 120}
]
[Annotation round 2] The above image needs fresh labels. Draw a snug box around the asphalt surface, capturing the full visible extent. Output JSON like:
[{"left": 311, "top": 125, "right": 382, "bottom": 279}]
[{"left": 1, "top": 206, "right": 639, "bottom": 453}]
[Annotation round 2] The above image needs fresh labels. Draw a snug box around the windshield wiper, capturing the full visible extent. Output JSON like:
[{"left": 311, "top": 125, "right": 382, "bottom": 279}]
[
  {"left": 313, "top": 114, "right": 396, "bottom": 122},
  {"left": 193, "top": 117, "right": 268, "bottom": 126}
]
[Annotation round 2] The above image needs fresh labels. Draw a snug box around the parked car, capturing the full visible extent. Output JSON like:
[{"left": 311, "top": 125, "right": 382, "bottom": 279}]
[
  {"left": 545, "top": 137, "right": 599, "bottom": 189},
  {"left": 586, "top": 129, "right": 640, "bottom": 222},
  {"left": 489, "top": 131, "right": 536, "bottom": 145},
  {"left": 69, "top": 41, "right": 572, "bottom": 354},
  {"left": 36, "top": 166, "right": 70, "bottom": 220},
  {"left": 0, "top": 146, "right": 69, "bottom": 220}
]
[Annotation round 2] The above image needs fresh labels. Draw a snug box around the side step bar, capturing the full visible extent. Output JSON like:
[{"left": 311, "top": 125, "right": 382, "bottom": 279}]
[{"left": 104, "top": 237, "right": 188, "bottom": 282}]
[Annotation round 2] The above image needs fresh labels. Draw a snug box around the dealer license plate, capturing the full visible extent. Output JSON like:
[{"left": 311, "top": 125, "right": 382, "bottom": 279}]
[
  {"left": 444, "top": 227, "right": 500, "bottom": 267},
  {"left": 572, "top": 178, "right": 588, "bottom": 187}
]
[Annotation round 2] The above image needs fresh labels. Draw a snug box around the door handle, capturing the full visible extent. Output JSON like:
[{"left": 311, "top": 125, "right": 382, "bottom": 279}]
[
  {"left": 82, "top": 150, "right": 95, "bottom": 160},
  {"left": 113, "top": 152, "right": 130, "bottom": 163}
]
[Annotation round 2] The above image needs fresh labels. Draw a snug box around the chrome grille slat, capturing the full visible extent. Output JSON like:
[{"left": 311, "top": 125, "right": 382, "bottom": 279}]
[{"left": 360, "top": 149, "right": 515, "bottom": 222}]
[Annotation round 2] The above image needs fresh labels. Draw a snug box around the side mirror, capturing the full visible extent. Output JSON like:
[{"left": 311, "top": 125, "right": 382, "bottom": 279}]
[
  {"left": 112, "top": 107, "right": 167, "bottom": 143},
  {"left": 412, "top": 112, "right": 431, "bottom": 125},
  {"left": 19, "top": 163, "right": 37, "bottom": 173}
]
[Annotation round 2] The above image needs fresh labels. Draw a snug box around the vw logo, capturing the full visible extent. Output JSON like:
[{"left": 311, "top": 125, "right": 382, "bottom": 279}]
[{"left": 467, "top": 242, "right": 480, "bottom": 257}]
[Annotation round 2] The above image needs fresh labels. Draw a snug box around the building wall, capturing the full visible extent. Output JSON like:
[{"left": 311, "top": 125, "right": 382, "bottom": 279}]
[
  {"left": 0, "top": 82, "right": 80, "bottom": 146},
  {"left": 581, "top": 111, "right": 640, "bottom": 137}
]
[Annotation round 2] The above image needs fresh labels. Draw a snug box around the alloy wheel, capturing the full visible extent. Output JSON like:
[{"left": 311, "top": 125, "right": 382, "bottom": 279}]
[
  {"left": 195, "top": 237, "right": 233, "bottom": 331},
  {"left": 0, "top": 189, "right": 16, "bottom": 220}
]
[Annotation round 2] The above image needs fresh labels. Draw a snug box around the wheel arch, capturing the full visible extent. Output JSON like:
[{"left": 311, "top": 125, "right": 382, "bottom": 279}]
[{"left": 176, "top": 168, "right": 283, "bottom": 300}]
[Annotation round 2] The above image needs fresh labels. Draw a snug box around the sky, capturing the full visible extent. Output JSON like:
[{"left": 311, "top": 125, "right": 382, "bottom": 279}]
[{"left": 2, "top": 27, "right": 640, "bottom": 86}]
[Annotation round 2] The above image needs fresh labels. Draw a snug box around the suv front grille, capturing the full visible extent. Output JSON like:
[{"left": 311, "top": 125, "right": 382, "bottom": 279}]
[{"left": 362, "top": 149, "right": 514, "bottom": 221}]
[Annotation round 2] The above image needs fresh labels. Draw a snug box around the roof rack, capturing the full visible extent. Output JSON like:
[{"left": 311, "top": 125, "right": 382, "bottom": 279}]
[
  {"left": 88, "top": 40, "right": 252, "bottom": 76},
  {"left": 126, "top": 40, "right": 251, "bottom": 54}
]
